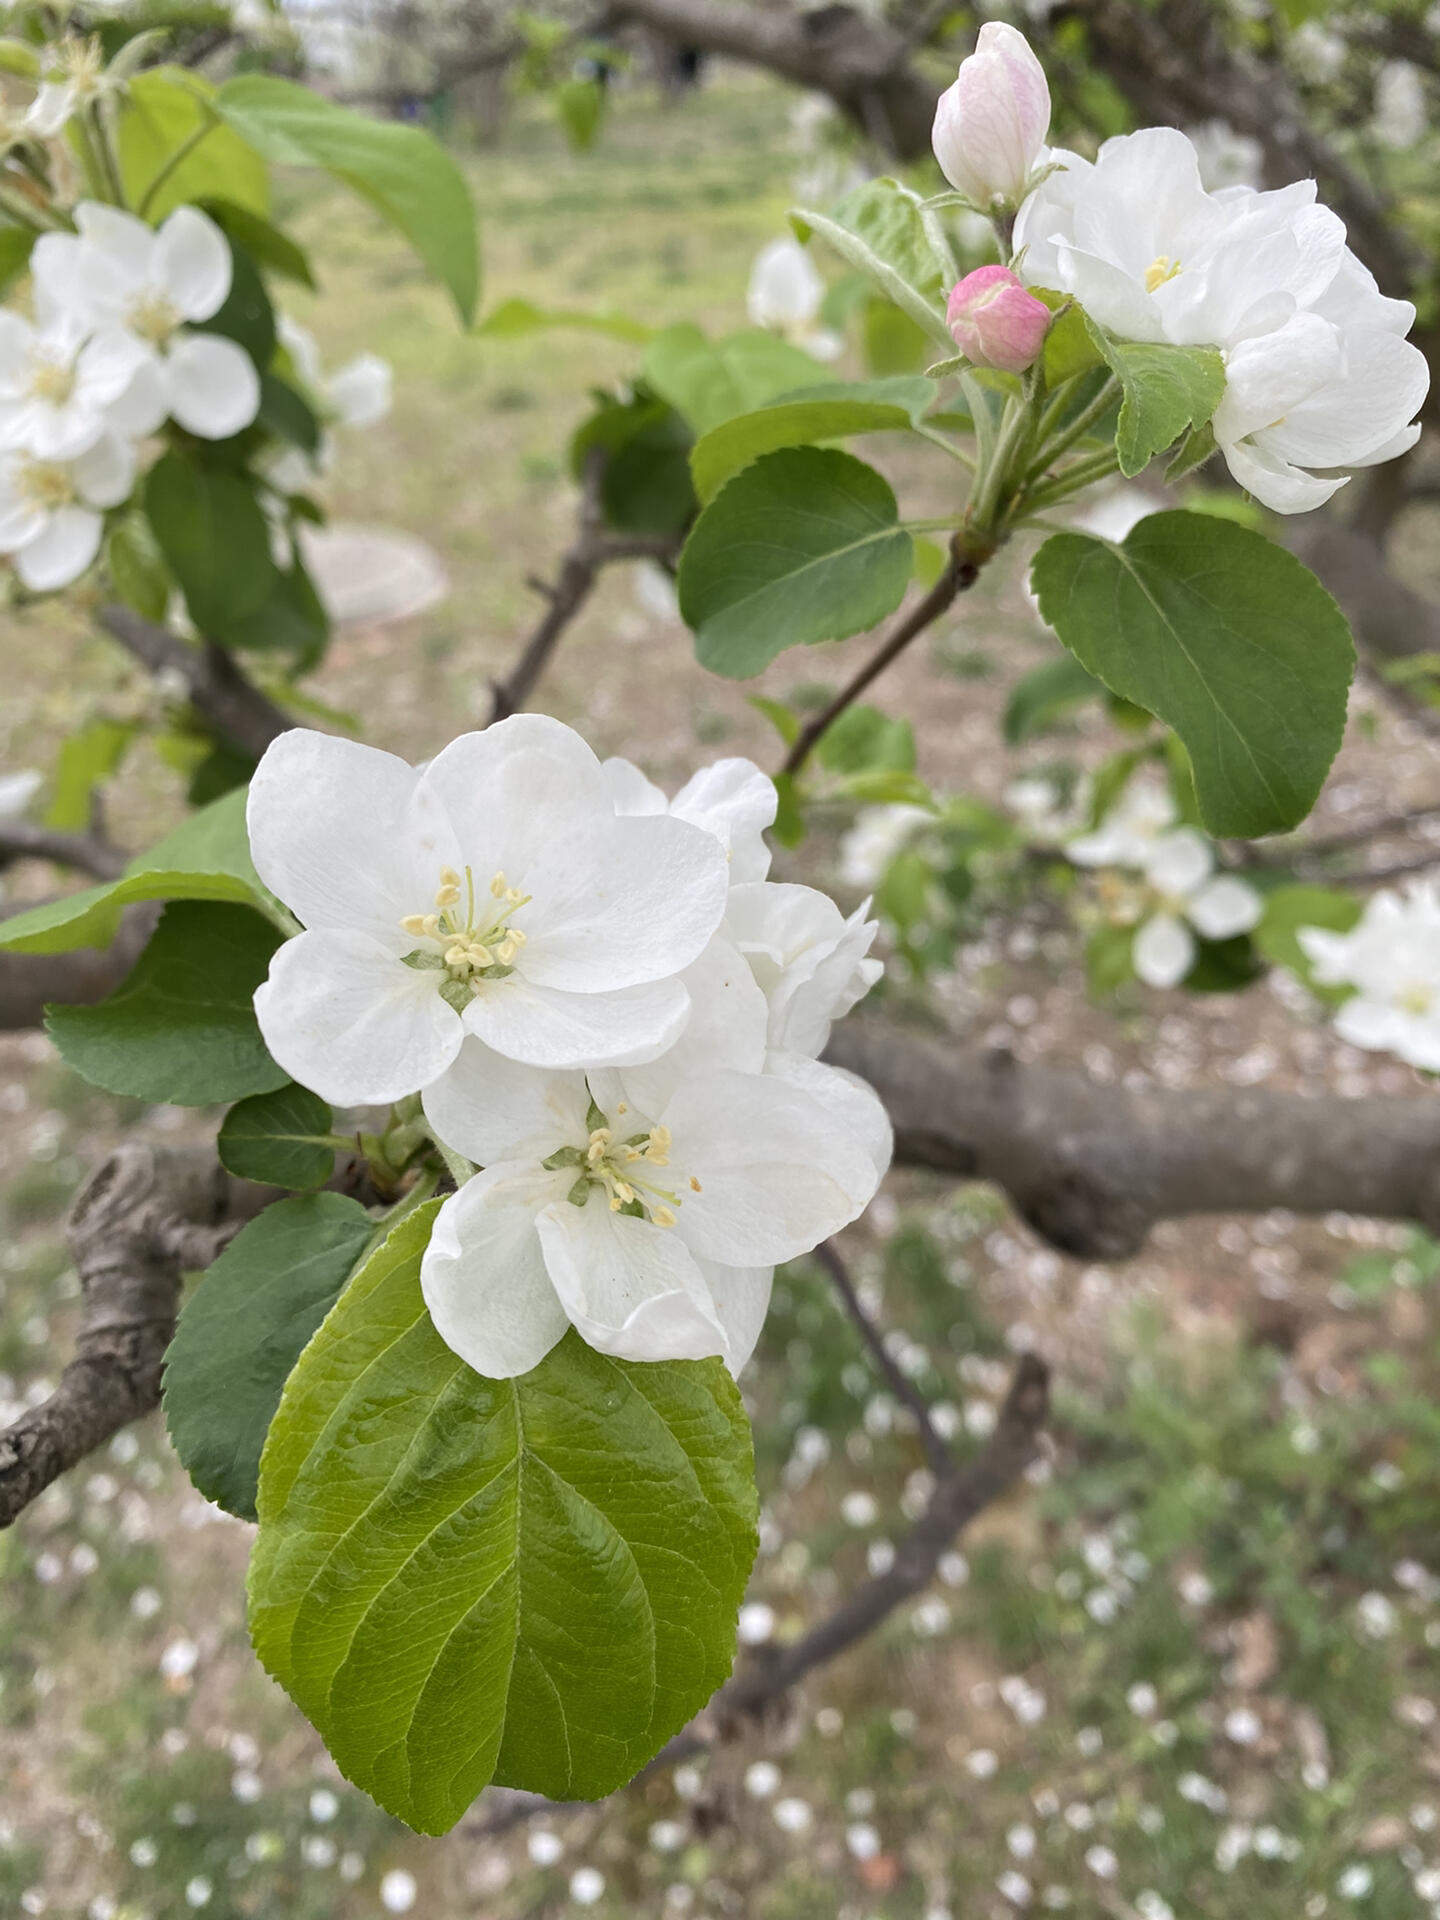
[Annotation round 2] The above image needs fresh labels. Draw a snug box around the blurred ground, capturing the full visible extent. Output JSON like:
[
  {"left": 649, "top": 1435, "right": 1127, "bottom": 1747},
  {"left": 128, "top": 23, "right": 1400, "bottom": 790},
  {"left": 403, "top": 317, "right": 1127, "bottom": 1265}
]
[{"left": 2, "top": 72, "right": 1440, "bottom": 1920}]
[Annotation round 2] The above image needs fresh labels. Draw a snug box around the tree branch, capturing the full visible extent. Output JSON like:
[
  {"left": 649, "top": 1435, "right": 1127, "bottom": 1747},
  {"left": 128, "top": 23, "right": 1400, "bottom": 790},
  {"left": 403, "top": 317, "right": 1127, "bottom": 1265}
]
[
  {"left": 813, "top": 1240, "right": 951, "bottom": 1476},
  {"left": 488, "top": 452, "right": 682, "bottom": 723},
  {"left": 98, "top": 606, "right": 292, "bottom": 762},
  {"left": 0, "top": 902, "right": 159, "bottom": 1031},
  {"left": 0, "top": 818, "right": 127, "bottom": 881},
  {"left": 826, "top": 1021, "right": 1440, "bottom": 1258}
]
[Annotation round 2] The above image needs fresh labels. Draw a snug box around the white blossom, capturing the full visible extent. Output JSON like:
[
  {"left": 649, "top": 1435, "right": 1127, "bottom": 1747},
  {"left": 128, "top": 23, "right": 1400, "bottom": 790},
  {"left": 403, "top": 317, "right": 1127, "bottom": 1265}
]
[
  {"left": 1372, "top": 62, "right": 1427, "bottom": 151},
  {"left": 724, "top": 880, "right": 884, "bottom": 1060},
  {"left": 932, "top": 23, "right": 1051, "bottom": 211},
  {"left": 1014, "top": 125, "right": 1429, "bottom": 511},
  {"left": 33, "top": 204, "right": 261, "bottom": 441},
  {"left": 1065, "top": 771, "right": 1176, "bottom": 867},
  {"left": 247, "top": 718, "right": 731, "bottom": 1104},
  {"left": 1299, "top": 882, "right": 1440, "bottom": 1071},
  {"left": 838, "top": 802, "right": 931, "bottom": 887},
  {"left": 1125, "top": 829, "right": 1263, "bottom": 989},
  {"left": 0, "top": 428, "right": 133, "bottom": 588},
  {"left": 603, "top": 753, "right": 776, "bottom": 884},
  {"left": 266, "top": 315, "right": 392, "bottom": 493},
  {"left": 0, "top": 769, "right": 42, "bottom": 818},
  {"left": 0, "top": 311, "right": 146, "bottom": 461},
  {"left": 746, "top": 239, "right": 842, "bottom": 361}
]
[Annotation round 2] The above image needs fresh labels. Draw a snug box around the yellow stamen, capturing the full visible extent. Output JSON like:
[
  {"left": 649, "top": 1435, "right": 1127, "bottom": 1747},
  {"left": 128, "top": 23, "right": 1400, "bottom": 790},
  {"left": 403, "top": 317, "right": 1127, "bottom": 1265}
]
[
  {"left": 652, "top": 1206, "right": 677, "bottom": 1229},
  {"left": 440, "top": 866, "right": 462, "bottom": 888},
  {"left": 490, "top": 872, "right": 509, "bottom": 898},
  {"left": 400, "top": 914, "right": 429, "bottom": 935},
  {"left": 434, "top": 883, "right": 461, "bottom": 909},
  {"left": 689, "top": 1176, "right": 702, "bottom": 1193},
  {"left": 1144, "top": 254, "right": 1181, "bottom": 293}
]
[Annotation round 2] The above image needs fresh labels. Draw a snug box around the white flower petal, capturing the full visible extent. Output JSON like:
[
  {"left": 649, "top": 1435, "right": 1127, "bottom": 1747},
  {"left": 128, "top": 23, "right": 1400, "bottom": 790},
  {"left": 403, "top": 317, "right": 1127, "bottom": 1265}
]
[
  {"left": 462, "top": 973, "right": 691, "bottom": 1070},
  {"left": 615, "top": 936, "right": 770, "bottom": 1119},
  {"left": 72, "top": 430, "right": 135, "bottom": 509},
  {"left": 1187, "top": 875, "right": 1262, "bottom": 940},
  {"left": 105, "top": 355, "right": 168, "bottom": 438},
  {"left": 1132, "top": 913, "right": 1195, "bottom": 989},
  {"left": 1221, "top": 435, "right": 1347, "bottom": 513},
  {"left": 692, "top": 1256, "right": 774, "bottom": 1377},
  {"left": 253, "top": 927, "right": 463, "bottom": 1105},
  {"left": 422, "top": 1168, "right": 571, "bottom": 1379},
  {"left": 670, "top": 758, "right": 776, "bottom": 883},
  {"left": 154, "top": 205, "right": 233, "bottom": 322},
  {"left": 601, "top": 755, "right": 668, "bottom": 816},
  {"left": 663, "top": 1068, "right": 882, "bottom": 1266},
  {"left": 327, "top": 352, "right": 391, "bottom": 428},
  {"left": 423, "top": 1039, "right": 590, "bottom": 1167},
  {"left": 765, "top": 1051, "right": 894, "bottom": 1184},
  {"left": 748, "top": 238, "right": 825, "bottom": 332},
  {"left": 536, "top": 1200, "right": 729, "bottom": 1363},
  {"left": 726, "top": 882, "right": 882, "bottom": 1058},
  {"left": 1143, "top": 827, "right": 1212, "bottom": 897},
  {"left": 15, "top": 506, "right": 101, "bottom": 589},
  {"left": 74, "top": 202, "right": 154, "bottom": 285},
  {"left": 163, "top": 332, "right": 260, "bottom": 439}
]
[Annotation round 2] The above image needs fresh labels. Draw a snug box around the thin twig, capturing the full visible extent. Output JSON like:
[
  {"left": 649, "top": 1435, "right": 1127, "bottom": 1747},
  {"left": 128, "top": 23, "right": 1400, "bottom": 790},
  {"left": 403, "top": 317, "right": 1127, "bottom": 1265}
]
[
  {"left": 781, "top": 554, "right": 975, "bottom": 779},
  {"left": 98, "top": 606, "right": 292, "bottom": 762},
  {"left": 813, "top": 1241, "right": 951, "bottom": 1476},
  {"left": 0, "top": 819, "right": 126, "bottom": 881},
  {"left": 1234, "top": 801, "right": 1440, "bottom": 867},
  {"left": 487, "top": 450, "right": 682, "bottom": 724},
  {"left": 1347, "top": 851, "right": 1440, "bottom": 887}
]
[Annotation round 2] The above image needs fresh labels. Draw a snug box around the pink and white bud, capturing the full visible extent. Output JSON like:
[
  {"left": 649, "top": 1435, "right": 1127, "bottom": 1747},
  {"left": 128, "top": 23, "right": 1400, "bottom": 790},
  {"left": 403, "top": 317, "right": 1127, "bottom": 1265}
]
[
  {"left": 931, "top": 23, "right": 1051, "bottom": 210},
  {"left": 946, "top": 266, "right": 1051, "bottom": 372}
]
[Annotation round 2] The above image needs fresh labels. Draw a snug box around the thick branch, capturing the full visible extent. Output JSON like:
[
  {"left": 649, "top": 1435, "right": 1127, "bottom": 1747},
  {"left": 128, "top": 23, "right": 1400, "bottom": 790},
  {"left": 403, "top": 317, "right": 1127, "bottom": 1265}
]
[
  {"left": 0, "top": 1144, "right": 267, "bottom": 1527},
  {"left": 0, "top": 902, "right": 158, "bottom": 1031},
  {"left": 827, "top": 1021, "right": 1440, "bottom": 1258},
  {"left": 98, "top": 606, "right": 292, "bottom": 762},
  {"left": 488, "top": 453, "right": 682, "bottom": 723},
  {"left": 0, "top": 819, "right": 126, "bottom": 881}
]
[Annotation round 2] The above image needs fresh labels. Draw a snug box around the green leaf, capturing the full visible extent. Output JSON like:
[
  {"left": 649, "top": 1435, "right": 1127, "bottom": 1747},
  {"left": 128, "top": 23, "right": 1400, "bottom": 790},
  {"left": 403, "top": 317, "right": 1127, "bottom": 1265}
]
[
  {"left": 201, "top": 198, "right": 317, "bottom": 289},
  {"left": 690, "top": 376, "right": 936, "bottom": 503},
  {"left": 570, "top": 391, "right": 696, "bottom": 537},
  {"left": 1166, "top": 419, "right": 1218, "bottom": 484},
  {"left": 642, "top": 324, "right": 835, "bottom": 437},
  {"left": 218, "top": 1083, "right": 336, "bottom": 1190},
  {"left": 473, "top": 297, "right": 650, "bottom": 344},
  {"left": 1037, "top": 294, "right": 1103, "bottom": 386},
  {"left": 0, "top": 40, "right": 39, "bottom": 78},
  {"left": 1255, "top": 882, "right": 1362, "bottom": 1001},
  {"left": 863, "top": 297, "right": 933, "bottom": 377},
  {"left": 1085, "top": 921, "right": 1135, "bottom": 997},
  {"left": 554, "top": 76, "right": 604, "bottom": 150},
  {"left": 217, "top": 74, "right": 479, "bottom": 325},
  {"left": 0, "top": 786, "right": 276, "bottom": 954},
  {"left": 248, "top": 1205, "right": 756, "bottom": 1833},
  {"left": 164, "top": 1193, "right": 372, "bottom": 1521},
  {"left": 748, "top": 695, "right": 799, "bottom": 748},
  {"left": 815, "top": 703, "right": 915, "bottom": 774},
  {"left": 106, "top": 512, "right": 171, "bottom": 622},
  {"left": 45, "top": 719, "right": 134, "bottom": 832},
  {"left": 223, "top": 552, "right": 330, "bottom": 665},
  {"left": 1003, "top": 652, "right": 1105, "bottom": 744},
  {"left": 46, "top": 901, "right": 288, "bottom": 1105},
  {"left": 0, "top": 225, "right": 35, "bottom": 299},
  {"left": 196, "top": 239, "right": 275, "bottom": 368},
  {"left": 145, "top": 449, "right": 278, "bottom": 643},
  {"left": 118, "top": 70, "right": 269, "bottom": 221},
  {"left": 258, "top": 372, "right": 322, "bottom": 455},
  {"left": 1031, "top": 511, "right": 1354, "bottom": 837},
  {"left": 793, "top": 180, "right": 954, "bottom": 350},
  {"left": 1084, "top": 321, "right": 1225, "bottom": 478},
  {"left": 678, "top": 447, "right": 912, "bottom": 680}
]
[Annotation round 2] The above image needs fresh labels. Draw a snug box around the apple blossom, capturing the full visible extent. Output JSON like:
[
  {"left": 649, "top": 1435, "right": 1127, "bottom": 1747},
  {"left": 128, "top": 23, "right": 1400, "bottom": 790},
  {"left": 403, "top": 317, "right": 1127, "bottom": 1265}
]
[
  {"left": 27, "top": 33, "right": 112, "bottom": 139},
  {"left": 420, "top": 1035, "right": 888, "bottom": 1376},
  {"left": 1122, "top": 829, "right": 1262, "bottom": 989},
  {"left": 1013, "top": 126, "right": 1430, "bottom": 512},
  {"left": 602, "top": 753, "right": 777, "bottom": 884},
  {"left": 247, "top": 718, "right": 731, "bottom": 1105},
  {"left": 265, "top": 317, "right": 393, "bottom": 494},
  {"left": 1299, "top": 884, "right": 1440, "bottom": 1071},
  {"left": 0, "top": 768, "right": 42, "bottom": 819},
  {"left": 1065, "top": 771, "right": 1178, "bottom": 869},
  {"left": 746, "top": 239, "right": 842, "bottom": 362},
  {"left": 932, "top": 23, "right": 1051, "bottom": 212},
  {"left": 724, "top": 882, "right": 883, "bottom": 1060},
  {"left": 33, "top": 204, "right": 261, "bottom": 442},
  {"left": 0, "top": 310, "right": 146, "bottom": 461},
  {"left": 0, "top": 428, "right": 134, "bottom": 589},
  {"left": 839, "top": 803, "right": 931, "bottom": 890},
  {"left": 946, "top": 265, "right": 1051, "bottom": 372}
]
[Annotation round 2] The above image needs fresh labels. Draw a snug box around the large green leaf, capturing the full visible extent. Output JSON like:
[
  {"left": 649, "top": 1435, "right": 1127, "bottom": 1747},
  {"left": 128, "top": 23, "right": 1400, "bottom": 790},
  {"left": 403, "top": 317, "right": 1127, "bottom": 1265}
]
[
  {"left": 217, "top": 75, "right": 479, "bottom": 325},
  {"left": 118, "top": 69, "right": 269, "bottom": 221},
  {"left": 218, "top": 1082, "right": 336, "bottom": 1190},
  {"left": 793, "top": 180, "right": 954, "bottom": 350},
  {"left": 163, "top": 1193, "right": 373, "bottom": 1521},
  {"left": 46, "top": 900, "right": 288, "bottom": 1105},
  {"left": 145, "top": 450, "right": 278, "bottom": 645},
  {"left": 249, "top": 1204, "right": 756, "bottom": 1833},
  {"left": 0, "top": 786, "right": 280, "bottom": 955},
  {"left": 690, "top": 376, "right": 936, "bottom": 503},
  {"left": 678, "top": 447, "right": 913, "bottom": 679},
  {"left": 1085, "top": 321, "right": 1225, "bottom": 478},
  {"left": 1031, "top": 511, "right": 1354, "bottom": 837},
  {"left": 642, "top": 324, "right": 834, "bottom": 436}
]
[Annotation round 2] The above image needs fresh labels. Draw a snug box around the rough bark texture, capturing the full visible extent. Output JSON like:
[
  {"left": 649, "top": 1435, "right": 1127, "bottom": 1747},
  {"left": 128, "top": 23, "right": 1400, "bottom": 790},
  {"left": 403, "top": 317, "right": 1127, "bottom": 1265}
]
[{"left": 827, "top": 1022, "right": 1440, "bottom": 1259}]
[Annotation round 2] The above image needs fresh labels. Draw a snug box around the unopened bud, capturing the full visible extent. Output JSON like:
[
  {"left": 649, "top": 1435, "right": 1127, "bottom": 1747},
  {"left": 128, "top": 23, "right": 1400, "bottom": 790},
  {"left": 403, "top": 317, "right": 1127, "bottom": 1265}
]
[
  {"left": 932, "top": 23, "right": 1050, "bottom": 210},
  {"left": 946, "top": 266, "right": 1051, "bottom": 373}
]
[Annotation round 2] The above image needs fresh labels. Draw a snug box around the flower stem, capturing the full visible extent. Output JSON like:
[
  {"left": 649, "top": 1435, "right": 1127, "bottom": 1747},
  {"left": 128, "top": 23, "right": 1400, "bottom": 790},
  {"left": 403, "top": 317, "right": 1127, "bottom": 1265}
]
[
  {"left": 1021, "top": 375, "right": 1120, "bottom": 485},
  {"left": 136, "top": 110, "right": 219, "bottom": 220}
]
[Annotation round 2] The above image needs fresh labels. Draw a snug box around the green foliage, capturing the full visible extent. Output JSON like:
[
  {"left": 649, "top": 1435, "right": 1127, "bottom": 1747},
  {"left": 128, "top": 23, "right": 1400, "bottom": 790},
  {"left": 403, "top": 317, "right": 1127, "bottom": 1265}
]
[
  {"left": 689, "top": 376, "right": 936, "bottom": 503},
  {"left": 678, "top": 447, "right": 912, "bottom": 678},
  {"left": 793, "top": 179, "right": 954, "bottom": 349},
  {"left": 570, "top": 388, "right": 696, "bottom": 536},
  {"left": 1031, "top": 511, "right": 1354, "bottom": 837},
  {"left": 118, "top": 69, "right": 269, "bottom": 220},
  {"left": 46, "top": 902, "right": 287, "bottom": 1106},
  {"left": 473, "top": 296, "right": 650, "bottom": 344},
  {"left": 815, "top": 703, "right": 916, "bottom": 776},
  {"left": 145, "top": 450, "right": 278, "bottom": 646},
  {"left": 0, "top": 786, "right": 280, "bottom": 955},
  {"left": 217, "top": 1082, "right": 335, "bottom": 1190},
  {"left": 201, "top": 196, "right": 317, "bottom": 289},
  {"left": 163, "top": 1192, "right": 373, "bottom": 1520},
  {"left": 248, "top": 1204, "right": 757, "bottom": 1832},
  {"left": 1003, "top": 652, "right": 1105, "bottom": 744},
  {"left": 45, "top": 719, "right": 133, "bottom": 832},
  {"left": 197, "top": 240, "right": 276, "bottom": 367},
  {"left": 1084, "top": 323, "right": 1226, "bottom": 477},
  {"left": 1255, "top": 882, "right": 1363, "bottom": 1000},
  {"left": 642, "top": 323, "right": 834, "bottom": 435},
  {"left": 105, "top": 513, "right": 171, "bottom": 622},
  {"left": 0, "top": 224, "right": 35, "bottom": 298},
  {"left": 217, "top": 74, "right": 480, "bottom": 324}
]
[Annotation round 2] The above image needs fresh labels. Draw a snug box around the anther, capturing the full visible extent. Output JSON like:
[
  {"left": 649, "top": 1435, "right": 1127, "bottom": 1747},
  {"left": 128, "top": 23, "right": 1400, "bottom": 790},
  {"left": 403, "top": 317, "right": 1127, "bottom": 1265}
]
[
  {"left": 652, "top": 1206, "right": 677, "bottom": 1229},
  {"left": 400, "top": 914, "right": 429, "bottom": 935}
]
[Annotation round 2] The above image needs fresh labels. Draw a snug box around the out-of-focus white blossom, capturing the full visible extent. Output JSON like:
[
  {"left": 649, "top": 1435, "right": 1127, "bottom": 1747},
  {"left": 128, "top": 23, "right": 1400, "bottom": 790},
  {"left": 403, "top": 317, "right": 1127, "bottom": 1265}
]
[
  {"left": 0, "top": 428, "right": 133, "bottom": 588},
  {"left": 1300, "top": 882, "right": 1440, "bottom": 1071},
  {"left": 1372, "top": 62, "right": 1427, "bottom": 151},
  {"left": 747, "top": 239, "right": 842, "bottom": 361}
]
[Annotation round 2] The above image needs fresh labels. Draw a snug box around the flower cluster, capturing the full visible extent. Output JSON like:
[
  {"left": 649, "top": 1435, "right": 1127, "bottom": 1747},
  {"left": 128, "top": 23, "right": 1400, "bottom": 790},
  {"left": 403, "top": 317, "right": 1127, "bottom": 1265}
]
[
  {"left": 0, "top": 202, "right": 260, "bottom": 589},
  {"left": 1299, "top": 882, "right": 1440, "bottom": 1071},
  {"left": 1067, "top": 773, "right": 1261, "bottom": 988},
  {"left": 933, "top": 28, "right": 1429, "bottom": 510},
  {"left": 247, "top": 717, "right": 891, "bottom": 1378}
]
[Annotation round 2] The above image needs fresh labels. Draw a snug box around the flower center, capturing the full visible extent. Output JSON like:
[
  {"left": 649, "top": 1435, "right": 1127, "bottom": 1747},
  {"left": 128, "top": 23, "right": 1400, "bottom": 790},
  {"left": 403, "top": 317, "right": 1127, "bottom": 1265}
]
[
  {"left": 52, "top": 35, "right": 104, "bottom": 97},
  {"left": 126, "top": 290, "right": 182, "bottom": 346},
  {"left": 1144, "top": 254, "right": 1181, "bottom": 293},
  {"left": 16, "top": 456, "right": 75, "bottom": 512},
  {"left": 27, "top": 352, "right": 75, "bottom": 405},
  {"left": 548, "top": 1095, "right": 703, "bottom": 1228},
  {"left": 400, "top": 866, "right": 529, "bottom": 1010},
  {"left": 1398, "top": 982, "right": 1434, "bottom": 1016}
]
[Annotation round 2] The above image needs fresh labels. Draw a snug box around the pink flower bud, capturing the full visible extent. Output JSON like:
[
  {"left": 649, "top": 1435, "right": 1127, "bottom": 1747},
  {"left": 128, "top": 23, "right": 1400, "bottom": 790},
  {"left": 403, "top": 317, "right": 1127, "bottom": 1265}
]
[
  {"left": 946, "top": 266, "right": 1051, "bottom": 372},
  {"left": 931, "top": 23, "right": 1051, "bottom": 210}
]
